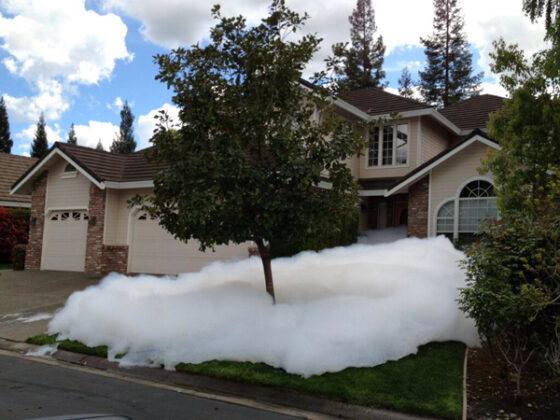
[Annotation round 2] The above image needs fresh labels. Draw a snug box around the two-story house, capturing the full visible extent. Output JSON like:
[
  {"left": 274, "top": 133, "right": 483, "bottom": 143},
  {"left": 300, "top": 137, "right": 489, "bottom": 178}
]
[{"left": 10, "top": 88, "right": 504, "bottom": 275}]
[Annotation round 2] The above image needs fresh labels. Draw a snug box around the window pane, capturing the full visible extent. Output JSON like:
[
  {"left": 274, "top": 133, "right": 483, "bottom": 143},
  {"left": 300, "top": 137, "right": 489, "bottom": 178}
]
[
  {"left": 460, "top": 180, "right": 495, "bottom": 198},
  {"left": 396, "top": 124, "right": 408, "bottom": 165},
  {"left": 436, "top": 200, "right": 455, "bottom": 234},
  {"left": 382, "top": 126, "right": 393, "bottom": 165},
  {"left": 459, "top": 198, "right": 498, "bottom": 232},
  {"left": 368, "top": 127, "right": 379, "bottom": 166}
]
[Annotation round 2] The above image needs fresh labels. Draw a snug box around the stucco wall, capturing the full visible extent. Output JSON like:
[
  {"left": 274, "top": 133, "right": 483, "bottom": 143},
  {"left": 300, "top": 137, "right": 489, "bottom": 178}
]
[{"left": 429, "top": 141, "right": 492, "bottom": 236}]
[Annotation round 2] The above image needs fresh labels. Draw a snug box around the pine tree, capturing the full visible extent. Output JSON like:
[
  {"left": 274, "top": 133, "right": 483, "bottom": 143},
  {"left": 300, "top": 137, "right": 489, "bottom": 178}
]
[
  {"left": 419, "top": 0, "right": 482, "bottom": 107},
  {"left": 398, "top": 67, "right": 415, "bottom": 98},
  {"left": 329, "top": 0, "right": 386, "bottom": 91},
  {"left": 96, "top": 139, "right": 104, "bottom": 151},
  {"left": 110, "top": 100, "right": 136, "bottom": 154},
  {"left": 31, "top": 113, "right": 48, "bottom": 158},
  {"left": 0, "top": 96, "right": 12, "bottom": 153},
  {"left": 67, "top": 123, "right": 77, "bottom": 144}
]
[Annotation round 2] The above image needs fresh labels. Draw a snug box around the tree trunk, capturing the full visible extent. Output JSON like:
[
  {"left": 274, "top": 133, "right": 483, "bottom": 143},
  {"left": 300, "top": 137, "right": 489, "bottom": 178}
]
[{"left": 256, "top": 238, "right": 276, "bottom": 303}]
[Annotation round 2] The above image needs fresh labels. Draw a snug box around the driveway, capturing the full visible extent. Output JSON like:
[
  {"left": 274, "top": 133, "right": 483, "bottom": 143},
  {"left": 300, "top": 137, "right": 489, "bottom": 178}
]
[{"left": 0, "top": 270, "right": 101, "bottom": 341}]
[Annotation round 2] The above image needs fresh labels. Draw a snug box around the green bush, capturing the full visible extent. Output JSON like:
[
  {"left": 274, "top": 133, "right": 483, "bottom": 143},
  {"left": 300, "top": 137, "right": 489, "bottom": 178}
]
[{"left": 11, "top": 244, "right": 26, "bottom": 270}]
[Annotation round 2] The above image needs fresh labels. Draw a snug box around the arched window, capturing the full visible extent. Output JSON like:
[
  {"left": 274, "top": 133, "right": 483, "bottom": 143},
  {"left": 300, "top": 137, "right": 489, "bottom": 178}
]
[{"left": 435, "top": 179, "right": 498, "bottom": 241}]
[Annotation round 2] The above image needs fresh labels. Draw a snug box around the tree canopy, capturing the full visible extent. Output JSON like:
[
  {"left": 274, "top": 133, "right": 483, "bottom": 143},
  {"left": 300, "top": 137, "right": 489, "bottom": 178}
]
[
  {"left": 419, "top": 0, "right": 482, "bottom": 107},
  {"left": 0, "top": 97, "right": 12, "bottom": 153},
  {"left": 110, "top": 101, "right": 136, "bottom": 154},
  {"left": 31, "top": 113, "right": 48, "bottom": 158},
  {"left": 67, "top": 123, "right": 78, "bottom": 145},
  {"left": 398, "top": 67, "right": 415, "bottom": 99},
  {"left": 328, "top": 0, "right": 386, "bottom": 92},
  {"left": 137, "top": 0, "right": 366, "bottom": 301}
]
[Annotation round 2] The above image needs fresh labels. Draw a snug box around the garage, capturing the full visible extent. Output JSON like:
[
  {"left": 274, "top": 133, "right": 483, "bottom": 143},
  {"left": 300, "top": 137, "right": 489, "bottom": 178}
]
[
  {"left": 41, "top": 210, "right": 89, "bottom": 271},
  {"left": 128, "top": 212, "right": 250, "bottom": 275}
]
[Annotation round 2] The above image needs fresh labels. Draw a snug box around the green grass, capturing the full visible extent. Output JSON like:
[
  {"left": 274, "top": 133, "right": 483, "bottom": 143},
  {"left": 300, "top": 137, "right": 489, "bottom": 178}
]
[
  {"left": 0, "top": 262, "right": 12, "bottom": 270},
  {"left": 26, "top": 333, "right": 465, "bottom": 419}
]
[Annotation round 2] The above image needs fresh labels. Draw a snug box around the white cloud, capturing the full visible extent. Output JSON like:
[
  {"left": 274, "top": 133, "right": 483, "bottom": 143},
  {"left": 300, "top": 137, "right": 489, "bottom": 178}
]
[
  {"left": 136, "top": 103, "right": 180, "bottom": 150},
  {"left": 479, "top": 81, "right": 509, "bottom": 98},
  {"left": 3, "top": 80, "right": 68, "bottom": 122},
  {"left": 0, "top": 0, "right": 131, "bottom": 121},
  {"left": 73, "top": 121, "right": 120, "bottom": 150},
  {"left": 15, "top": 121, "right": 63, "bottom": 151}
]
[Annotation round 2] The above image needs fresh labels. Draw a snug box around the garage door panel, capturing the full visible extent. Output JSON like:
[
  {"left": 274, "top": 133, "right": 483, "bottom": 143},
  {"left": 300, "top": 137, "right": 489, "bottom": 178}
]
[
  {"left": 42, "top": 211, "right": 88, "bottom": 272},
  {"left": 129, "top": 213, "right": 249, "bottom": 274}
]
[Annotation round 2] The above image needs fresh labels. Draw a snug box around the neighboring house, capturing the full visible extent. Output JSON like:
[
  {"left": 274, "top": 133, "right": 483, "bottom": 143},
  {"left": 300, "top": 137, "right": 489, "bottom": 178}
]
[
  {"left": 0, "top": 153, "right": 37, "bottom": 208},
  {"left": 10, "top": 90, "right": 504, "bottom": 275}
]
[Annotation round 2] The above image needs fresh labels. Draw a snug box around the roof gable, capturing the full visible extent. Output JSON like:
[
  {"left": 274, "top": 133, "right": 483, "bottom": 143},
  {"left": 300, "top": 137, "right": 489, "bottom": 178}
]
[{"left": 0, "top": 153, "right": 37, "bottom": 206}]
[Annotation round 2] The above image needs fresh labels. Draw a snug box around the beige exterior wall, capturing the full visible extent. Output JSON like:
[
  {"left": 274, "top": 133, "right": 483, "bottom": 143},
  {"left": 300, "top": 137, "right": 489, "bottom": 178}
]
[
  {"left": 358, "top": 117, "right": 419, "bottom": 179},
  {"left": 104, "top": 187, "right": 152, "bottom": 245},
  {"left": 420, "top": 117, "right": 450, "bottom": 164},
  {"left": 45, "top": 157, "right": 90, "bottom": 210},
  {"left": 428, "top": 142, "right": 492, "bottom": 236}
]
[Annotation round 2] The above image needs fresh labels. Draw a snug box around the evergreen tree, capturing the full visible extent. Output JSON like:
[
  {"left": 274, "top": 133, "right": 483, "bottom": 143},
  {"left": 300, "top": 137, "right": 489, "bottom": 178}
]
[
  {"left": 523, "top": 0, "right": 560, "bottom": 43},
  {"left": 31, "top": 113, "right": 48, "bottom": 158},
  {"left": 95, "top": 139, "right": 104, "bottom": 151},
  {"left": 110, "top": 100, "right": 136, "bottom": 153},
  {"left": 67, "top": 123, "right": 77, "bottom": 144},
  {"left": 419, "top": 0, "right": 482, "bottom": 107},
  {"left": 0, "top": 96, "right": 12, "bottom": 153},
  {"left": 398, "top": 67, "right": 415, "bottom": 98},
  {"left": 328, "top": 0, "right": 386, "bottom": 91}
]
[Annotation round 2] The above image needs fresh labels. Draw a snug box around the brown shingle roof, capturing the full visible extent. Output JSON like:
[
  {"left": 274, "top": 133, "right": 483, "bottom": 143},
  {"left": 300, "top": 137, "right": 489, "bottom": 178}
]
[
  {"left": 440, "top": 94, "right": 505, "bottom": 131},
  {"left": 55, "top": 143, "right": 168, "bottom": 183},
  {"left": 0, "top": 153, "right": 37, "bottom": 205},
  {"left": 342, "top": 87, "right": 430, "bottom": 116}
]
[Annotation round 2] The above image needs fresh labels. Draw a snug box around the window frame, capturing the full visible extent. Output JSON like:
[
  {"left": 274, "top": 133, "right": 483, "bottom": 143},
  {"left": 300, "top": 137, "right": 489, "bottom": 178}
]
[{"left": 366, "top": 122, "right": 410, "bottom": 168}]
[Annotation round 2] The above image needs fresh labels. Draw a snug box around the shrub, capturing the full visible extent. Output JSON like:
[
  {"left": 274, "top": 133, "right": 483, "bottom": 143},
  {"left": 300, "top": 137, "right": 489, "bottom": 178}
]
[
  {"left": 12, "top": 244, "right": 26, "bottom": 270},
  {"left": 0, "top": 207, "right": 29, "bottom": 263}
]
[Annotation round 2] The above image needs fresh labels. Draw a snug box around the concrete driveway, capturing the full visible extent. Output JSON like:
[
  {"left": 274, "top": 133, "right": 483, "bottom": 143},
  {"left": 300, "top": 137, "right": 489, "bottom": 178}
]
[{"left": 0, "top": 270, "right": 101, "bottom": 341}]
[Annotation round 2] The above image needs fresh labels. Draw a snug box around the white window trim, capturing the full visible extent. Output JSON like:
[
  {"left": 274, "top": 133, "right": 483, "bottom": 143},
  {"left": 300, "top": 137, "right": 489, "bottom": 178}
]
[
  {"left": 365, "top": 121, "right": 411, "bottom": 169},
  {"left": 433, "top": 176, "right": 497, "bottom": 240}
]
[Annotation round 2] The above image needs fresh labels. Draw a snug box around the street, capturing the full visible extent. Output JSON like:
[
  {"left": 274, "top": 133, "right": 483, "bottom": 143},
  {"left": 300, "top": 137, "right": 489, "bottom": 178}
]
[{"left": 0, "top": 353, "right": 303, "bottom": 420}]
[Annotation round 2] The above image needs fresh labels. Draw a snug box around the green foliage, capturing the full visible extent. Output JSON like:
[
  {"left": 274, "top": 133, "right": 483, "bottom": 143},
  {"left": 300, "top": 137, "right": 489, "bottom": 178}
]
[
  {"left": 523, "top": 0, "right": 560, "bottom": 44},
  {"left": 31, "top": 113, "right": 48, "bottom": 158},
  {"left": 0, "top": 96, "right": 12, "bottom": 153},
  {"left": 95, "top": 139, "right": 104, "bottom": 151},
  {"left": 26, "top": 334, "right": 109, "bottom": 358},
  {"left": 398, "top": 67, "right": 415, "bottom": 99},
  {"left": 419, "top": 0, "right": 482, "bottom": 107},
  {"left": 176, "top": 342, "right": 465, "bottom": 419},
  {"left": 11, "top": 244, "right": 26, "bottom": 270},
  {"left": 67, "top": 123, "right": 77, "bottom": 144},
  {"left": 110, "top": 100, "right": 136, "bottom": 154},
  {"left": 459, "top": 36, "right": 560, "bottom": 396},
  {"left": 327, "top": 0, "right": 386, "bottom": 91},
  {"left": 139, "top": 1, "right": 367, "bottom": 300}
]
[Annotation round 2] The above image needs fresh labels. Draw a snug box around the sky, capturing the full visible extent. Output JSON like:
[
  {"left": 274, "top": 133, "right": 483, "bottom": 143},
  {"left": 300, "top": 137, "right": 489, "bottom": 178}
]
[{"left": 0, "top": 0, "right": 547, "bottom": 156}]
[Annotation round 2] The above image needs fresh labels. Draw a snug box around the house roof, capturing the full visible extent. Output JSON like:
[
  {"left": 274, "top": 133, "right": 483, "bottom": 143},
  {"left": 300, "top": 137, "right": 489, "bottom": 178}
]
[
  {"left": 439, "top": 94, "right": 505, "bottom": 131},
  {"left": 385, "top": 128, "right": 500, "bottom": 196},
  {"left": 0, "top": 153, "right": 37, "bottom": 207},
  {"left": 342, "top": 87, "right": 430, "bottom": 116},
  {"left": 11, "top": 142, "right": 168, "bottom": 195}
]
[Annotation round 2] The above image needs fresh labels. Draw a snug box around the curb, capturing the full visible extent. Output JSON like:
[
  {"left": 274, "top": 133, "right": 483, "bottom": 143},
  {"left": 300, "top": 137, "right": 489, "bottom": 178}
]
[
  {"left": 0, "top": 337, "right": 433, "bottom": 420},
  {"left": 462, "top": 347, "right": 469, "bottom": 420}
]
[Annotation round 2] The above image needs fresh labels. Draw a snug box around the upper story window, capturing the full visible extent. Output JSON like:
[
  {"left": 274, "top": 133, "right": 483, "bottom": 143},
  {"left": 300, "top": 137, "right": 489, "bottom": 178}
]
[
  {"left": 61, "top": 163, "right": 77, "bottom": 179},
  {"left": 368, "top": 123, "right": 408, "bottom": 167}
]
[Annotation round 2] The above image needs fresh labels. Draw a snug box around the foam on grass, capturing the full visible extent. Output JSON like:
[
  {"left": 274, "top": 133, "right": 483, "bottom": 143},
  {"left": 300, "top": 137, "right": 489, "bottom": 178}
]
[{"left": 49, "top": 234, "right": 478, "bottom": 377}]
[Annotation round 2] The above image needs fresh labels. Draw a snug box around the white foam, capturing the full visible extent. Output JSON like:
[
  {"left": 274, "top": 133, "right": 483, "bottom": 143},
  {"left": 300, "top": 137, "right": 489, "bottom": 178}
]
[{"left": 49, "top": 235, "right": 478, "bottom": 377}]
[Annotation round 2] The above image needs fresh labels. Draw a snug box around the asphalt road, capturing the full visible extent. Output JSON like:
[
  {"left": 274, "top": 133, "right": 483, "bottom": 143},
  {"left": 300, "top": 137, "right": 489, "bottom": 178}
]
[{"left": 0, "top": 353, "right": 303, "bottom": 420}]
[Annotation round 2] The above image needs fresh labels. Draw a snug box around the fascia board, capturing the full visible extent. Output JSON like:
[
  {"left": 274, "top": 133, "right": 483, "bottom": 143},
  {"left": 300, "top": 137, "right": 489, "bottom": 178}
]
[
  {"left": 104, "top": 180, "right": 154, "bottom": 189},
  {"left": 385, "top": 135, "right": 500, "bottom": 197}
]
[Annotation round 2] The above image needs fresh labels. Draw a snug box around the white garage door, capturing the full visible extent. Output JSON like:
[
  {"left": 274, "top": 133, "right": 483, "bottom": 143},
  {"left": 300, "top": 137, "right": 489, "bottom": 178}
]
[
  {"left": 128, "top": 212, "right": 250, "bottom": 274},
  {"left": 41, "top": 210, "right": 88, "bottom": 271}
]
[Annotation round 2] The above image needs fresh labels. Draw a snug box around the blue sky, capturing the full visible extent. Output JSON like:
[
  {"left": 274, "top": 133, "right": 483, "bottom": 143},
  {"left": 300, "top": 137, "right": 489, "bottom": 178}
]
[{"left": 0, "top": 0, "right": 546, "bottom": 156}]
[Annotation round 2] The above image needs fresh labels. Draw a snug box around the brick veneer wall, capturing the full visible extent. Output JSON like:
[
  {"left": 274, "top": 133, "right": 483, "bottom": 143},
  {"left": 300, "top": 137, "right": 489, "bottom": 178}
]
[
  {"left": 85, "top": 184, "right": 106, "bottom": 273},
  {"left": 407, "top": 176, "right": 429, "bottom": 238},
  {"left": 100, "top": 245, "right": 128, "bottom": 273},
  {"left": 25, "top": 173, "right": 47, "bottom": 270}
]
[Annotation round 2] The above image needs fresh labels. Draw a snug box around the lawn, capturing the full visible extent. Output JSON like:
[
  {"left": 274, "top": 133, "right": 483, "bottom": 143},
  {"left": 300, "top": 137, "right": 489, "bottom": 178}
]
[
  {"left": 27, "top": 334, "right": 465, "bottom": 419},
  {"left": 0, "top": 262, "right": 12, "bottom": 270}
]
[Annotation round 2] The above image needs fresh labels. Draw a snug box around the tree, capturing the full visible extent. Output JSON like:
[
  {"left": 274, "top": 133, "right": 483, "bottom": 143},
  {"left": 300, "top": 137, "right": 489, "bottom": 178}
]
[
  {"left": 328, "top": 0, "right": 386, "bottom": 91},
  {"left": 398, "top": 67, "right": 415, "bottom": 98},
  {"left": 110, "top": 101, "right": 136, "bottom": 153},
  {"left": 95, "top": 139, "right": 104, "bottom": 151},
  {"left": 523, "top": 0, "right": 560, "bottom": 43},
  {"left": 67, "top": 123, "right": 77, "bottom": 144},
  {"left": 419, "top": 0, "right": 482, "bottom": 107},
  {"left": 0, "top": 96, "right": 12, "bottom": 153},
  {"left": 31, "top": 113, "right": 48, "bottom": 158},
  {"left": 137, "top": 0, "right": 366, "bottom": 302},
  {"left": 459, "top": 38, "right": 560, "bottom": 396}
]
